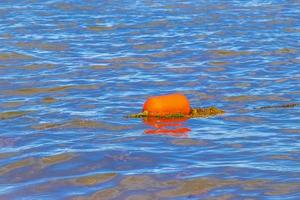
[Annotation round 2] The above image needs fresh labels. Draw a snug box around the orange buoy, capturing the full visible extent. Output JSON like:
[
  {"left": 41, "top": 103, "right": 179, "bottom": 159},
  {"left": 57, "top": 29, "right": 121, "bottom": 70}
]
[{"left": 143, "top": 93, "right": 191, "bottom": 117}]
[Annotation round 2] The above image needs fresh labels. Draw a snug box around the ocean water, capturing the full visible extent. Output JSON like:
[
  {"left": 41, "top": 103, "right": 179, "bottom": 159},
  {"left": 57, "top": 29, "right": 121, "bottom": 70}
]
[{"left": 1, "top": 0, "right": 300, "bottom": 199}]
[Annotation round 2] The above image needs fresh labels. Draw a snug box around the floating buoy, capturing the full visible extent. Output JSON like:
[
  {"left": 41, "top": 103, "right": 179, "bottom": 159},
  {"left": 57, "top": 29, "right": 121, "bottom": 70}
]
[
  {"left": 127, "top": 93, "right": 224, "bottom": 118},
  {"left": 143, "top": 93, "right": 191, "bottom": 117}
]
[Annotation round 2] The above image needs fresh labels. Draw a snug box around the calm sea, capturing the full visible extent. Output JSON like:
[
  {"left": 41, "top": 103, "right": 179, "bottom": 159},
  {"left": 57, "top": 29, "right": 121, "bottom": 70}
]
[{"left": 0, "top": 0, "right": 300, "bottom": 199}]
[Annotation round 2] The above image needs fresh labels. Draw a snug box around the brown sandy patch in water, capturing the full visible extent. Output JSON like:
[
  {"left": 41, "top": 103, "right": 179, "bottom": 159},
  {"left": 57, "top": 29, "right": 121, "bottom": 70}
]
[
  {"left": 16, "top": 41, "right": 69, "bottom": 51},
  {"left": 31, "top": 122, "right": 63, "bottom": 130},
  {"left": 70, "top": 174, "right": 300, "bottom": 200},
  {"left": 159, "top": 178, "right": 300, "bottom": 198},
  {"left": 2, "top": 153, "right": 77, "bottom": 183},
  {"left": 41, "top": 153, "right": 75, "bottom": 167},
  {"left": 71, "top": 173, "right": 117, "bottom": 186},
  {"left": 281, "top": 129, "right": 300, "bottom": 134},
  {"left": 0, "top": 101, "right": 24, "bottom": 108},
  {"left": 210, "top": 49, "right": 253, "bottom": 57},
  {"left": 42, "top": 97, "right": 56, "bottom": 104},
  {"left": 0, "top": 52, "right": 35, "bottom": 60},
  {"left": 125, "top": 194, "right": 157, "bottom": 200},
  {"left": 267, "top": 154, "right": 297, "bottom": 161},
  {"left": 24, "top": 63, "right": 55, "bottom": 70},
  {"left": 0, "top": 158, "right": 35, "bottom": 176},
  {"left": 0, "top": 111, "right": 31, "bottom": 120},
  {"left": 264, "top": 48, "right": 297, "bottom": 56},
  {"left": 157, "top": 178, "right": 235, "bottom": 198},
  {"left": 86, "top": 26, "right": 114, "bottom": 31},
  {"left": 205, "top": 67, "right": 226, "bottom": 72},
  {"left": 32, "top": 119, "right": 132, "bottom": 131},
  {"left": 149, "top": 50, "right": 182, "bottom": 58},
  {"left": 234, "top": 82, "right": 252, "bottom": 88},
  {"left": 28, "top": 173, "right": 117, "bottom": 195},
  {"left": 0, "top": 152, "right": 17, "bottom": 160},
  {"left": 33, "top": 173, "right": 300, "bottom": 200},
  {"left": 240, "top": 179, "right": 270, "bottom": 191},
  {"left": 202, "top": 194, "right": 237, "bottom": 200},
  {"left": 67, "top": 120, "right": 131, "bottom": 131},
  {"left": 265, "top": 182, "right": 300, "bottom": 196},
  {"left": 73, "top": 188, "right": 121, "bottom": 200},
  {"left": 0, "top": 63, "right": 55, "bottom": 70},
  {"left": 90, "top": 65, "right": 109, "bottom": 70},
  {"left": 8, "top": 86, "right": 72, "bottom": 95},
  {"left": 6, "top": 84, "right": 99, "bottom": 96},
  {"left": 119, "top": 175, "right": 158, "bottom": 190}
]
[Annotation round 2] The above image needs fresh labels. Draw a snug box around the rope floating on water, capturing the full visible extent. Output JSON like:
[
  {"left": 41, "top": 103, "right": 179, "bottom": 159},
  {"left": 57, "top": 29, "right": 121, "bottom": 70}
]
[
  {"left": 127, "top": 107, "right": 225, "bottom": 119},
  {"left": 256, "top": 102, "right": 300, "bottom": 110}
]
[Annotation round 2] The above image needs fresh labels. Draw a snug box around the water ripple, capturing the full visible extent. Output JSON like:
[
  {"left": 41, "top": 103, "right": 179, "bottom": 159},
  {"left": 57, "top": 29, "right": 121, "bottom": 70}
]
[{"left": 0, "top": 0, "right": 300, "bottom": 199}]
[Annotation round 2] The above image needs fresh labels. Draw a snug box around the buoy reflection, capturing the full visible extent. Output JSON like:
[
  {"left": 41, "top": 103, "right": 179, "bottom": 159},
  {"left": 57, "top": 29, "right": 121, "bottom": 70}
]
[{"left": 143, "top": 117, "right": 191, "bottom": 137}]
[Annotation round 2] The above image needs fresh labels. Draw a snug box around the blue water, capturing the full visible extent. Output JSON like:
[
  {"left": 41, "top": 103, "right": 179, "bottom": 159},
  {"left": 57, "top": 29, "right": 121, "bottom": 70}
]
[{"left": 1, "top": 0, "right": 300, "bottom": 199}]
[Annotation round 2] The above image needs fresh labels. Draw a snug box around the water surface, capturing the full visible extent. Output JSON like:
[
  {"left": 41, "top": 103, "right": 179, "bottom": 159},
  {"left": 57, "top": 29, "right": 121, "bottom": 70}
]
[{"left": 1, "top": 0, "right": 300, "bottom": 199}]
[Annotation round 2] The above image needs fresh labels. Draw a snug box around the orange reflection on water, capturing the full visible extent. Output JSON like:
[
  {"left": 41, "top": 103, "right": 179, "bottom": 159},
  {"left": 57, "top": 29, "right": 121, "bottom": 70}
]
[{"left": 143, "top": 117, "right": 191, "bottom": 137}]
